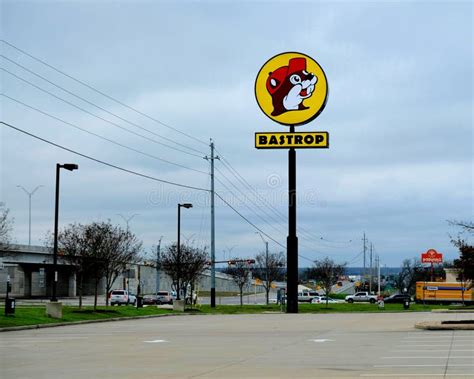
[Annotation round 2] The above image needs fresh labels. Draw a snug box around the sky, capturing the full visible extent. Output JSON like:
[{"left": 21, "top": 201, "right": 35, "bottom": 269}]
[{"left": 0, "top": 1, "right": 472, "bottom": 267}]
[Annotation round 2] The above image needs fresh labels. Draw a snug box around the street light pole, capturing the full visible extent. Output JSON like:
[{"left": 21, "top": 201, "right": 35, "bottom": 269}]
[
  {"left": 52, "top": 163, "right": 78, "bottom": 302},
  {"left": 117, "top": 213, "right": 139, "bottom": 231},
  {"left": 156, "top": 236, "right": 163, "bottom": 296},
  {"left": 17, "top": 185, "right": 43, "bottom": 246},
  {"left": 177, "top": 203, "right": 193, "bottom": 301},
  {"left": 256, "top": 232, "right": 269, "bottom": 304}
]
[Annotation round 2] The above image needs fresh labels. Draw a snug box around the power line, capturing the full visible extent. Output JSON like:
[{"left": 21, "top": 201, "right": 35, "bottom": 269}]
[
  {"left": 1, "top": 39, "right": 208, "bottom": 146},
  {"left": 1, "top": 121, "right": 210, "bottom": 192},
  {"left": 1, "top": 67, "right": 204, "bottom": 158},
  {"left": 215, "top": 147, "right": 351, "bottom": 250},
  {"left": 1, "top": 121, "right": 292, "bottom": 253},
  {"left": 2, "top": 94, "right": 209, "bottom": 175},
  {"left": 214, "top": 167, "right": 288, "bottom": 239},
  {"left": 214, "top": 192, "right": 285, "bottom": 250},
  {"left": 215, "top": 166, "right": 335, "bottom": 256},
  {"left": 1, "top": 54, "right": 206, "bottom": 156}
]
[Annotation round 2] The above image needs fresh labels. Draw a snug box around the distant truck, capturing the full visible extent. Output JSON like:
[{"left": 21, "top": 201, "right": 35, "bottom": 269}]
[
  {"left": 415, "top": 282, "right": 473, "bottom": 305},
  {"left": 298, "top": 290, "right": 320, "bottom": 303},
  {"left": 345, "top": 292, "right": 378, "bottom": 304}
]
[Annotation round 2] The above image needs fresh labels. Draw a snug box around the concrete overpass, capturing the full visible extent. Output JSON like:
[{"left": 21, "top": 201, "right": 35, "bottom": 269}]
[{"left": 0, "top": 244, "right": 264, "bottom": 299}]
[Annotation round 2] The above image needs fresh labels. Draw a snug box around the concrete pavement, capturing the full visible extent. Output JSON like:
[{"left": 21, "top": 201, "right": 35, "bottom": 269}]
[{"left": 1, "top": 312, "right": 473, "bottom": 378}]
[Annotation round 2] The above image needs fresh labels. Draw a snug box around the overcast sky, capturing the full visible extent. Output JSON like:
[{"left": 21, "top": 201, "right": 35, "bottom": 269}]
[{"left": 1, "top": 1, "right": 472, "bottom": 267}]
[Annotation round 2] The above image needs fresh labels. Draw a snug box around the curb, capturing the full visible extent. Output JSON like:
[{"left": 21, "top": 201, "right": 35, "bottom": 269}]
[
  {"left": 431, "top": 309, "right": 474, "bottom": 313},
  {"left": 0, "top": 312, "right": 191, "bottom": 332},
  {"left": 415, "top": 321, "right": 474, "bottom": 330}
]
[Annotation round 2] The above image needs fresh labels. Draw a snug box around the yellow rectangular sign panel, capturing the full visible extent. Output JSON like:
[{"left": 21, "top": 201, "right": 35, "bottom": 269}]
[{"left": 255, "top": 132, "right": 329, "bottom": 149}]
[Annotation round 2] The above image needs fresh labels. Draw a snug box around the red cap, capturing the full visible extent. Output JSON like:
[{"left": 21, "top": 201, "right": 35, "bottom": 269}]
[{"left": 266, "top": 57, "right": 307, "bottom": 95}]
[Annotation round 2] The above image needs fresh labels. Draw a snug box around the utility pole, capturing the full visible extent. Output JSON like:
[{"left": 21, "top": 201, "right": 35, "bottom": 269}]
[
  {"left": 17, "top": 185, "right": 43, "bottom": 245},
  {"left": 362, "top": 232, "right": 367, "bottom": 282},
  {"left": 204, "top": 140, "right": 219, "bottom": 308},
  {"left": 156, "top": 236, "right": 163, "bottom": 296},
  {"left": 265, "top": 241, "right": 269, "bottom": 286},
  {"left": 256, "top": 232, "right": 269, "bottom": 304},
  {"left": 369, "top": 243, "right": 373, "bottom": 294},
  {"left": 377, "top": 254, "right": 381, "bottom": 296}
]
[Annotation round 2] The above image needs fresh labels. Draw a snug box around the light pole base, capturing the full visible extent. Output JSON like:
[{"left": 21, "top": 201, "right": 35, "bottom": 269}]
[{"left": 46, "top": 302, "right": 63, "bottom": 319}]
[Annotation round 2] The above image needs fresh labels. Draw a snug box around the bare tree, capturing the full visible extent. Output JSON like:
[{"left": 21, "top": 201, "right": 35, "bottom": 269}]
[
  {"left": 56, "top": 223, "right": 91, "bottom": 309},
  {"left": 161, "top": 243, "right": 208, "bottom": 303},
  {"left": 0, "top": 202, "right": 13, "bottom": 250},
  {"left": 308, "top": 258, "right": 346, "bottom": 307},
  {"left": 448, "top": 220, "right": 474, "bottom": 234},
  {"left": 254, "top": 251, "right": 285, "bottom": 305},
  {"left": 395, "top": 258, "right": 425, "bottom": 295},
  {"left": 92, "top": 222, "right": 142, "bottom": 307},
  {"left": 224, "top": 259, "right": 252, "bottom": 306}
]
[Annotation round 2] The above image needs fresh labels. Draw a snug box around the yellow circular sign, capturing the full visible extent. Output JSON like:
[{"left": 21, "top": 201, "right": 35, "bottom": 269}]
[{"left": 255, "top": 52, "right": 328, "bottom": 127}]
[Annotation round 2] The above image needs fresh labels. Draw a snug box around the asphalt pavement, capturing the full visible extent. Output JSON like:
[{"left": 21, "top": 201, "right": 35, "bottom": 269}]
[{"left": 1, "top": 311, "right": 473, "bottom": 378}]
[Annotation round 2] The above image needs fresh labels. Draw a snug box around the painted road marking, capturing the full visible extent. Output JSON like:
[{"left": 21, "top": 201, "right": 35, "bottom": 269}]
[
  {"left": 144, "top": 339, "right": 168, "bottom": 343},
  {"left": 309, "top": 339, "right": 333, "bottom": 342},
  {"left": 374, "top": 364, "right": 474, "bottom": 367},
  {"left": 382, "top": 356, "right": 473, "bottom": 359},
  {"left": 404, "top": 335, "right": 472, "bottom": 341},
  {"left": 396, "top": 344, "right": 473, "bottom": 348},
  {"left": 361, "top": 374, "right": 474, "bottom": 377},
  {"left": 391, "top": 350, "right": 474, "bottom": 352}
]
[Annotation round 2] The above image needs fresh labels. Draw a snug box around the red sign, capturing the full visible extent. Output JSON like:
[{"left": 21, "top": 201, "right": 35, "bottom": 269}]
[{"left": 421, "top": 249, "right": 443, "bottom": 263}]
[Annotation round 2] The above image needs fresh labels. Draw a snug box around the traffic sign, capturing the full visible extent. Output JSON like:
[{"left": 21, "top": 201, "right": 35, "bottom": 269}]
[{"left": 255, "top": 52, "right": 328, "bottom": 126}]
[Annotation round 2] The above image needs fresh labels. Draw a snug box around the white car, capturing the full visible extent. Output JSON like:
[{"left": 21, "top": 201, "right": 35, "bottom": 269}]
[
  {"left": 110, "top": 290, "right": 136, "bottom": 306},
  {"left": 311, "top": 296, "right": 338, "bottom": 304}
]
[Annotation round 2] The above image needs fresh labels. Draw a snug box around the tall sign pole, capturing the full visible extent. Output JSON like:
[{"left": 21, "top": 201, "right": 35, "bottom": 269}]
[
  {"left": 287, "top": 126, "right": 298, "bottom": 312},
  {"left": 255, "top": 52, "right": 329, "bottom": 314}
]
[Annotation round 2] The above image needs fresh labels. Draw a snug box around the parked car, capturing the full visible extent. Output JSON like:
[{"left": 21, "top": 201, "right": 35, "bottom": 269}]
[
  {"left": 156, "top": 291, "right": 173, "bottom": 305},
  {"left": 383, "top": 293, "right": 411, "bottom": 304},
  {"left": 345, "top": 292, "right": 378, "bottom": 304},
  {"left": 312, "top": 296, "right": 338, "bottom": 304},
  {"left": 143, "top": 295, "right": 158, "bottom": 305},
  {"left": 110, "top": 290, "right": 136, "bottom": 306},
  {"left": 310, "top": 296, "right": 322, "bottom": 304}
]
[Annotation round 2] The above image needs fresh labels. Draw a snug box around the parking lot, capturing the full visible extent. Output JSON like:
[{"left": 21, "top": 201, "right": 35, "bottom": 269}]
[{"left": 1, "top": 312, "right": 473, "bottom": 378}]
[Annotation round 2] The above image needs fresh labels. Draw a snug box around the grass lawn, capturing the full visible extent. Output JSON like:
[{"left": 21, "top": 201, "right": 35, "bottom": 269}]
[
  {"left": 0, "top": 305, "right": 175, "bottom": 328},
  {"left": 0, "top": 302, "right": 469, "bottom": 329}
]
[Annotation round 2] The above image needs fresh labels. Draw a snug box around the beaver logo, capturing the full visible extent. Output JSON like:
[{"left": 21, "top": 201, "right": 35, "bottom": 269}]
[{"left": 266, "top": 57, "right": 318, "bottom": 117}]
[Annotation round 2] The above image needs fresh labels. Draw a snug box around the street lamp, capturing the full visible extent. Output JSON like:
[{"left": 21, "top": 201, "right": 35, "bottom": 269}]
[
  {"left": 52, "top": 163, "right": 78, "bottom": 302},
  {"left": 117, "top": 213, "right": 139, "bottom": 231},
  {"left": 256, "top": 232, "right": 269, "bottom": 289},
  {"left": 16, "top": 184, "right": 43, "bottom": 245},
  {"left": 177, "top": 203, "right": 193, "bottom": 300}
]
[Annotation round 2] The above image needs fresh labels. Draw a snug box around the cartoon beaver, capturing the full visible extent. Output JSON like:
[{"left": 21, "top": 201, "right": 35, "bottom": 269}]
[{"left": 266, "top": 57, "right": 318, "bottom": 117}]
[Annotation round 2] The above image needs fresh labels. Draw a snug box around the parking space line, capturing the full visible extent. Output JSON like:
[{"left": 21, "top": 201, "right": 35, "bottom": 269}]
[
  {"left": 391, "top": 350, "right": 473, "bottom": 352},
  {"left": 382, "top": 356, "right": 473, "bottom": 359},
  {"left": 374, "top": 364, "right": 474, "bottom": 367},
  {"left": 361, "top": 374, "right": 474, "bottom": 377},
  {"left": 395, "top": 345, "right": 473, "bottom": 348}
]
